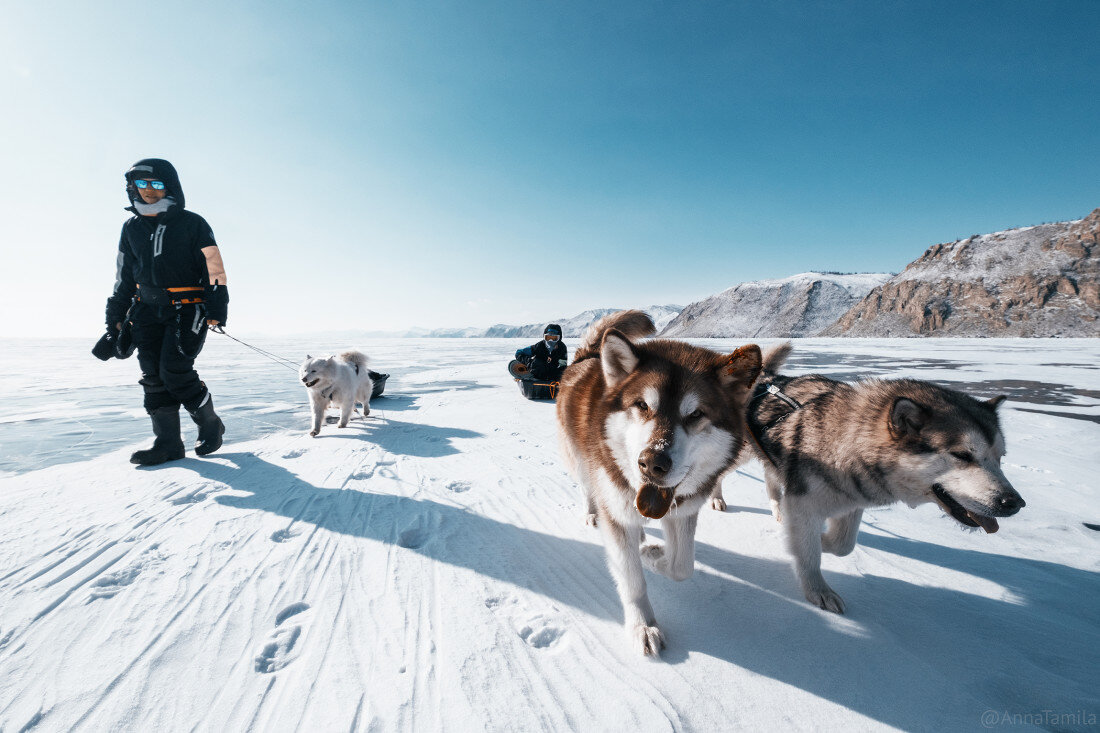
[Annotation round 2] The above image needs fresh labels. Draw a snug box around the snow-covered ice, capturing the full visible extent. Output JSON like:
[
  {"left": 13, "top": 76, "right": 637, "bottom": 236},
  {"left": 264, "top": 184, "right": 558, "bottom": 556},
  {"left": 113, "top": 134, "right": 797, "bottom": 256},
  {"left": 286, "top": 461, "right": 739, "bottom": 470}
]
[{"left": 0, "top": 337, "right": 1097, "bottom": 731}]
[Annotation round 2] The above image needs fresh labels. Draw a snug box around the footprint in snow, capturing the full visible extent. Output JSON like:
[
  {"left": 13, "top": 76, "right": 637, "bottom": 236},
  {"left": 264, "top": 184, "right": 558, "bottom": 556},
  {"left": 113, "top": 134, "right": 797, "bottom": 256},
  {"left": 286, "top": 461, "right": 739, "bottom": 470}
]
[
  {"left": 282, "top": 448, "right": 307, "bottom": 459},
  {"left": 484, "top": 593, "right": 567, "bottom": 650},
  {"left": 396, "top": 511, "right": 439, "bottom": 549},
  {"left": 270, "top": 528, "right": 301, "bottom": 543},
  {"left": 353, "top": 458, "right": 397, "bottom": 481},
  {"left": 518, "top": 619, "right": 565, "bottom": 649},
  {"left": 255, "top": 602, "right": 311, "bottom": 674},
  {"left": 445, "top": 480, "right": 472, "bottom": 493},
  {"left": 170, "top": 489, "right": 210, "bottom": 505},
  {"left": 87, "top": 546, "right": 164, "bottom": 602}
]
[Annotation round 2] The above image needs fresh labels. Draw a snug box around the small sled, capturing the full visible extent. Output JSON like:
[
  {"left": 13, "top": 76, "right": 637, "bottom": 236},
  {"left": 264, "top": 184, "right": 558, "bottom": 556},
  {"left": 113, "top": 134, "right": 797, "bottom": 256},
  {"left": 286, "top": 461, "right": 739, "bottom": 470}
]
[
  {"left": 368, "top": 370, "right": 389, "bottom": 398},
  {"left": 508, "top": 360, "right": 559, "bottom": 401}
]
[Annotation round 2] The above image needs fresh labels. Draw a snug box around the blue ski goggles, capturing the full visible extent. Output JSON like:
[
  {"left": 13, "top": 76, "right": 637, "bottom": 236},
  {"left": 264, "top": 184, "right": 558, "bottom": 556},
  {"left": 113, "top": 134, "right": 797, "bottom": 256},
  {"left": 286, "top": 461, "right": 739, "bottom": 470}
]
[{"left": 133, "top": 179, "right": 165, "bottom": 190}]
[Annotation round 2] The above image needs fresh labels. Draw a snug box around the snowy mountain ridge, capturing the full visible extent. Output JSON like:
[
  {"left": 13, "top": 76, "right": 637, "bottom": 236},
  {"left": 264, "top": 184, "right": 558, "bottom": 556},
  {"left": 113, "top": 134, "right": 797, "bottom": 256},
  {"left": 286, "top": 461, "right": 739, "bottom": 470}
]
[
  {"left": 826, "top": 207, "right": 1100, "bottom": 336},
  {"left": 482, "top": 305, "right": 683, "bottom": 338},
  {"left": 660, "top": 272, "right": 892, "bottom": 338}
]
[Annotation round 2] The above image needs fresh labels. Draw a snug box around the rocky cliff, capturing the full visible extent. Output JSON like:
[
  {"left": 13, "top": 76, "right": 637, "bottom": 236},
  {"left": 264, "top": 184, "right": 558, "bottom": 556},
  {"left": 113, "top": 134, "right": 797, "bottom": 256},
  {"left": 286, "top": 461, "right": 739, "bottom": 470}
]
[
  {"left": 659, "top": 273, "right": 891, "bottom": 338},
  {"left": 825, "top": 208, "right": 1100, "bottom": 337}
]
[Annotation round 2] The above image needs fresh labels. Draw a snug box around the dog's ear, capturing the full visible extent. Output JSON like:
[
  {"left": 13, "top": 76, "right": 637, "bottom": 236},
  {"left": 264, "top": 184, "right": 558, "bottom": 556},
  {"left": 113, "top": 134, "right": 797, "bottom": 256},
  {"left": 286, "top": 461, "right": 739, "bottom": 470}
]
[
  {"left": 306, "top": 354, "right": 312, "bottom": 359},
  {"left": 718, "top": 344, "right": 762, "bottom": 391},
  {"left": 889, "top": 398, "right": 928, "bottom": 438},
  {"left": 986, "top": 395, "right": 1007, "bottom": 410},
  {"left": 601, "top": 329, "right": 639, "bottom": 387}
]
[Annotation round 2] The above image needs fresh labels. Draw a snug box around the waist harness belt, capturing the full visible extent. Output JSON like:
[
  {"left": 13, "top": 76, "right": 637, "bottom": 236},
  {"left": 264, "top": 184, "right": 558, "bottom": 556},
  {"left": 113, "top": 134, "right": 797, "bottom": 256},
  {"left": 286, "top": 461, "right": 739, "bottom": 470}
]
[{"left": 135, "top": 284, "right": 204, "bottom": 306}]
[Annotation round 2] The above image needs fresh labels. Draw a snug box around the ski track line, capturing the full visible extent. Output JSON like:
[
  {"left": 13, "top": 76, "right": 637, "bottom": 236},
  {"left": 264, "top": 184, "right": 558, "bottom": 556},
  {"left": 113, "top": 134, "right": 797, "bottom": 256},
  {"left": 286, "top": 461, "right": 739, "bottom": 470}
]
[
  {"left": 489, "top": 520, "right": 638, "bottom": 728},
  {"left": 0, "top": 532, "right": 88, "bottom": 585},
  {"left": 486, "top": 447, "right": 699, "bottom": 728},
  {"left": 241, "top": 677, "right": 278, "bottom": 733},
  {"left": 190, "top": 530, "right": 321, "bottom": 731},
  {"left": 245, "top": 451, "right": 385, "bottom": 730},
  {"left": 289, "top": 552, "right": 353, "bottom": 732},
  {"left": 2, "top": 474, "right": 241, "bottom": 660},
  {"left": 268, "top": 462, "right": 396, "bottom": 731},
  {"left": 68, "top": 527, "right": 264, "bottom": 732},
  {"left": 347, "top": 693, "right": 367, "bottom": 733},
  {"left": 467, "top": 430, "right": 636, "bottom": 728},
  {"left": 27, "top": 546, "right": 129, "bottom": 624},
  {"left": 8, "top": 474, "right": 224, "bottom": 595}
]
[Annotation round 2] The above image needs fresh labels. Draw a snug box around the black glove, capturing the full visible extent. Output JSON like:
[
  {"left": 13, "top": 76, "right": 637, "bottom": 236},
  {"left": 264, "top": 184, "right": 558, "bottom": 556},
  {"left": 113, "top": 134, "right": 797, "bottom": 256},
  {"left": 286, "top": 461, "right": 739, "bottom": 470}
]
[
  {"left": 204, "top": 283, "right": 229, "bottom": 327},
  {"left": 92, "top": 323, "right": 136, "bottom": 361},
  {"left": 92, "top": 328, "right": 119, "bottom": 361}
]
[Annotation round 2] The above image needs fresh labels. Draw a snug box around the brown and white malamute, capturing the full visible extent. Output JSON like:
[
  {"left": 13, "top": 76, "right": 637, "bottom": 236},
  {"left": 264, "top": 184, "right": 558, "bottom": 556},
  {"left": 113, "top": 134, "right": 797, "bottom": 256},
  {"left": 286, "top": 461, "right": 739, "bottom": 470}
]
[{"left": 557, "top": 310, "right": 761, "bottom": 656}]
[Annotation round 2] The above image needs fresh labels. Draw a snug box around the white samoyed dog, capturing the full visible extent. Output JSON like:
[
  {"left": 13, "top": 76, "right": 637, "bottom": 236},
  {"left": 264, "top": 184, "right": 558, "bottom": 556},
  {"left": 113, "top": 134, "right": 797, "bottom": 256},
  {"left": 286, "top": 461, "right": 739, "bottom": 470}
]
[{"left": 298, "top": 351, "right": 374, "bottom": 436}]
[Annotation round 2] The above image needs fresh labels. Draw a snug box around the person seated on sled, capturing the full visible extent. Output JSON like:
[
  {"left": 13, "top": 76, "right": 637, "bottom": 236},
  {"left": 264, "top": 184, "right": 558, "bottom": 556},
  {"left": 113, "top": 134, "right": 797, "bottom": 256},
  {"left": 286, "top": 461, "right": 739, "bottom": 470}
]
[
  {"left": 514, "top": 324, "right": 567, "bottom": 381},
  {"left": 97, "top": 158, "right": 229, "bottom": 466}
]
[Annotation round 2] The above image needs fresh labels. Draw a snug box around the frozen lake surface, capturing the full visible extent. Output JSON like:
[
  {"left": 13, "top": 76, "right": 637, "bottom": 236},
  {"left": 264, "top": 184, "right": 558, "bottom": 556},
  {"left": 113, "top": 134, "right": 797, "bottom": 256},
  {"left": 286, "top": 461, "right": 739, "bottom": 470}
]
[
  {"left": 0, "top": 336, "right": 1097, "bottom": 731},
  {"left": 3, "top": 336, "right": 1097, "bottom": 475}
]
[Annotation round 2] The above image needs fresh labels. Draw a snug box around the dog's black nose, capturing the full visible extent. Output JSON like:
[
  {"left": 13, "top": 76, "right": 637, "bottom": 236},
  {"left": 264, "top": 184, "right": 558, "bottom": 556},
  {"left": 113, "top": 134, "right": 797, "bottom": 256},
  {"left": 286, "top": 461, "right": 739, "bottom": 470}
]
[
  {"left": 997, "top": 493, "right": 1025, "bottom": 515},
  {"left": 638, "top": 449, "right": 672, "bottom": 478}
]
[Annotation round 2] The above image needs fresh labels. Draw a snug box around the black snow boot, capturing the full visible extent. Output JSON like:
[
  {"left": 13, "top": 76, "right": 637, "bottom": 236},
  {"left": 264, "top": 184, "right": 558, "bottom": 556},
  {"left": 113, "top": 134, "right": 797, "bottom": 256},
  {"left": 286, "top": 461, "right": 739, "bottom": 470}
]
[
  {"left": 130, "top": 406, "right": 186, "bottom": 466},
  {"left": 188, "top": 395, "right": 225, "bottom": 457}
]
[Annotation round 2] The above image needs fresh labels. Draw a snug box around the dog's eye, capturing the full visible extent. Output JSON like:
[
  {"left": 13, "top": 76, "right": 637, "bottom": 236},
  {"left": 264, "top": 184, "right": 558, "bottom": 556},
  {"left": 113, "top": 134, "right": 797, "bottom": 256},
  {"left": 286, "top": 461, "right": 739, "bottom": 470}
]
[
  {"left": 634, "top": 400, "right": 649, "bottom": 412},
  {"left": 951, "top": 451, "right": 975, "bottom": 464},
  {"left": 686, "top": 409, "right": 704, "bottom": 421}
]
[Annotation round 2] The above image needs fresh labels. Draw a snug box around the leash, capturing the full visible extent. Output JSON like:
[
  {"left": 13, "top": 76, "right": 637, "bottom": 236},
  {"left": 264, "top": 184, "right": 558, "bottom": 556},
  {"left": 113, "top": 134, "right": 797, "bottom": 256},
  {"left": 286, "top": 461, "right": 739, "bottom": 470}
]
[{"left": 209, "top": 325, "right": 300, "bottom": 372}]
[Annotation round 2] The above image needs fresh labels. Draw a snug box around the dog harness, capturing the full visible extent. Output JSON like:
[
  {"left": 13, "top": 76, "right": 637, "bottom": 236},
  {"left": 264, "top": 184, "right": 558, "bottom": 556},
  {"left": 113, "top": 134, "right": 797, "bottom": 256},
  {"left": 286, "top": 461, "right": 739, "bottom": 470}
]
[{"left": 746, "top": 381, "right": 804, "bottom": 470}]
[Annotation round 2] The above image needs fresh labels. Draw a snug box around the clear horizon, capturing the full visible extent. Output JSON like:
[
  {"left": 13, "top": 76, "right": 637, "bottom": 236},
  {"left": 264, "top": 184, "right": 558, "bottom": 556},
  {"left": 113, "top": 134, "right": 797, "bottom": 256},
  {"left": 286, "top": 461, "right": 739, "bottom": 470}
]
[{"left": 2, "top": 1, "right": 1098, "bottom": 337}]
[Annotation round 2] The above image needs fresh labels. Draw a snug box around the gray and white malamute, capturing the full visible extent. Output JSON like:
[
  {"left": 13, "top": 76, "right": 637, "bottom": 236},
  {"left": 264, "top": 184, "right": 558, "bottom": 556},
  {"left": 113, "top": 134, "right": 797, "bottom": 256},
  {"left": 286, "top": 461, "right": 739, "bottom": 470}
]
[
  {"left": 298, "top": 351, "right": 374, "bottom": 436},
  {"left": 712, "top": 343, "right": 1026, "bottom": 614},
  {"left": 557, "top": 310, "right": 761, "bottom": 655}
]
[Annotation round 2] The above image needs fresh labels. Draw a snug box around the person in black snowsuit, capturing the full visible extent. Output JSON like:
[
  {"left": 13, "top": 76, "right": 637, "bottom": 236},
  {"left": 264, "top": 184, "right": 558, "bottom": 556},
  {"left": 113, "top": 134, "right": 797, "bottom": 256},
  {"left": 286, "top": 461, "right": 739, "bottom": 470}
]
[
  {"left": 99, "top": 158, "right": 229, "bottom": 466},
  {"left": 514, "top": 324, "right": 568, "bottom": 381}
]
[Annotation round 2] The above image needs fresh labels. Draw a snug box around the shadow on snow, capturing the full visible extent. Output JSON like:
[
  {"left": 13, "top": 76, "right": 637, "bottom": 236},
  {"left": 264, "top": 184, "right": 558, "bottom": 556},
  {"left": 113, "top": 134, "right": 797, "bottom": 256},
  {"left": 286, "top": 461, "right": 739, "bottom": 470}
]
[{"left": 183, "top": 453, "right": 1097, "bottom": 730}]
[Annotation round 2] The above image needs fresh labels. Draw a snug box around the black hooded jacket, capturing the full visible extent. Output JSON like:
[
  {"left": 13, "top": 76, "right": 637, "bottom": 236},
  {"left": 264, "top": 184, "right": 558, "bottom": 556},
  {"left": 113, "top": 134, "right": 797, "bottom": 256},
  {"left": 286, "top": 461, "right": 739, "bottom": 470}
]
[{"left": 105, "top": 159, "right": 219, "bottom": 326}]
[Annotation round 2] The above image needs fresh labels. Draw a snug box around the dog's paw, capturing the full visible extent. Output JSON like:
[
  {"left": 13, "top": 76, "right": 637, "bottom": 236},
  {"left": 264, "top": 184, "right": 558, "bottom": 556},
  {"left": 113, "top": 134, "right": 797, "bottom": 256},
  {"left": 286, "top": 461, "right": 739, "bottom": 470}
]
[
  {"left": 640, "top": 543, "right": 665, "bottom": 568},
  {"left": 585, "top": 513, "right": 598, "bottom": 528},
  {"left": 805, "top": 586, "right": 846, "bottom": 614},
  {"left": 337, "top": 422, "right": 349, "bottom": 429},
  {"left": 710, "top": 496, "right": 727, "bottom": 511},
  {"left": 309, "top": 429, "right": 319, "bottom": 437},
  {"left": 770, "top": 499, "right": 782, "bottom": 523},
  {"left": 631, "top": 623, "right": 665, "bottom": 657}
]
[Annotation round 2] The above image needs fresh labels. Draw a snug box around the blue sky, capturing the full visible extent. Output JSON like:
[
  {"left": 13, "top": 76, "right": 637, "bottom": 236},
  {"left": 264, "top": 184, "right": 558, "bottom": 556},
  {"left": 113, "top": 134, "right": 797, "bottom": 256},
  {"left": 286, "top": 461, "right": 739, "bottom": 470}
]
[{"left": 2, "top": 1, "right": 1098, "bottom": 336}]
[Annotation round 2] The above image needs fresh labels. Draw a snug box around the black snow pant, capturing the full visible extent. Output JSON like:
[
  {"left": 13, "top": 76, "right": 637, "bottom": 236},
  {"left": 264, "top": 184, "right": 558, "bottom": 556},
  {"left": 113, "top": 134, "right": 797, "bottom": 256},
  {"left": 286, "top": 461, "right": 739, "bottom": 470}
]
[{"left": 130, "top": 302, "right": 210, "bottom": 414}]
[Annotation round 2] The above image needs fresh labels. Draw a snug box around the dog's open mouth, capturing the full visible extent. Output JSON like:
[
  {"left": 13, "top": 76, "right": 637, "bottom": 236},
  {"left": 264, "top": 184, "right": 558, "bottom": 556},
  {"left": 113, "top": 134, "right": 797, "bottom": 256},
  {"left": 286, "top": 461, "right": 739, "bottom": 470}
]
[
  {"left": 636, "top": 483, "right": 675, "bottom": 519},
  {"left": 931, "top": 484, "right": 999, "bottom": 533},
  {"left": 304, "top": 379, "right": 319, "bottom": 388}
]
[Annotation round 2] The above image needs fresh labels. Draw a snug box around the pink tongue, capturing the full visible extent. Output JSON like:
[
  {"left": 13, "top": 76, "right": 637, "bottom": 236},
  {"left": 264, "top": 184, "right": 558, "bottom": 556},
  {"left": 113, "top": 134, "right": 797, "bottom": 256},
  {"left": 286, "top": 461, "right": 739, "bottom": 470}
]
[{"left": 968, "top": 511, "right": 999, "bottom": 534}]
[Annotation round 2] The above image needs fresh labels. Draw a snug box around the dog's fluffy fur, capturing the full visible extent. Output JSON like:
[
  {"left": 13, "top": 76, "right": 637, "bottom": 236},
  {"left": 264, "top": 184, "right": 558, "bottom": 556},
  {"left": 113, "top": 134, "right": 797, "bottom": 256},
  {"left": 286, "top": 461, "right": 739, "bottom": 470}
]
[
  {"left": 298, "top": 351, "right": 374, "bottom": 436},
  {"left": 557, "top": 310, "right": 761, "bottom": 655},
  {"left": 711, "top": 343, "right": 1026, "bottom": 613}
]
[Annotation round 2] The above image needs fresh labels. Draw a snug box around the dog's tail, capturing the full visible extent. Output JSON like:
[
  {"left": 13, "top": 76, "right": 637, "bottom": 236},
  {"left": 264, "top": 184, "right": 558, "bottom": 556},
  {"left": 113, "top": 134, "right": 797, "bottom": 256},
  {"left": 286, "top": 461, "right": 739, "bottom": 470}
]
[
  {"left": 573, "top": 309, "right": 656, "bottom": 364},
  {"left": 338, "top": 350, "right": 370, "bottom": 369},
  {"left": 760, "top": 342, "right": 792, "bottom": 379}
]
